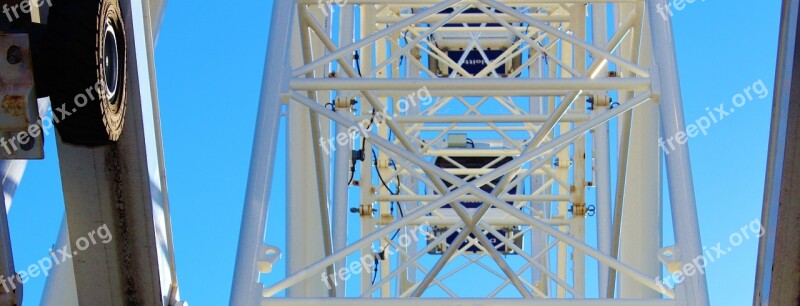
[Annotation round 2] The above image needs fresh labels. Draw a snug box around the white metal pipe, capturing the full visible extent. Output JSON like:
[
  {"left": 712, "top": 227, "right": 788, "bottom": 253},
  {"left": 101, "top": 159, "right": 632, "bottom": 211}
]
[
  {"left": 298, "top": 6, "right": 455, "bottom": 199},
  {"left": 481, "top": 0, "right": 649, "bottom": 77},
  {"left": 376, "top": 216, "right": 571, "bottom": 227},
  {"left": 647, "top": 0, "right": 709, "bottom": 305},
  {"left": 528, "top": 54, "right": 548, "bottom": 294},
  {"left": 363, "top": 226, "right": 463, "bottom": 297},
  {"left": 618, "top": 3, "right": 661, "bottom": 299},
  {"left": 269, "top": 91, "right": 654, "bottom": 297},
  {"left": 466, "top": 185, "right": 674, "bottom": 298},
  {"left": 394, "top": 114, "right": 591, "bottom": 123},
  {"left": 332, "top": 3, "right": 355, "bottom": 297},
  {"left": 593, "top": 107, "right": 613, "bottom": 298},
  {"left": 380, "top": 14, "right": 569, "bottom": 24},
  {"left": 230, "top": 1, "right": 295, "bottom": 304},
  {"left": 492, "top": 6, "right": 641, "bottom": 197},
  {"left": 366, "top": 90, "right": 579, "bottom": 97},
  {"left": 569, "top": 4, "right": 589, "bottom": 296},
  {"left": 292, "top": 90, "right": 652, "bottom": 213},
  {"left": 368, "top": 5, "right": 471, "bottom": 78},
  {"left": 593, "top": 3, "right": 609, "bottom": 48},
  {"left": 618, "top": 97, "right": 661, "bottom": 299},
  {"left": 262, "top": 298, "right": 676, "bottom": 306},
  {"left": 374, "top": 195, "right": 570, "bottom": 202},
  {"left": 609, "top": 2, "right": 643, "bottom": 298},
  {"left": 290, "top": 78, "right": 651, "bottom": 91},
  {"left": 292, "top": 0, "right": 463, "bottom": 77},
  {"left": 295, "top": 6, "right": 336, "bottom": 297}
]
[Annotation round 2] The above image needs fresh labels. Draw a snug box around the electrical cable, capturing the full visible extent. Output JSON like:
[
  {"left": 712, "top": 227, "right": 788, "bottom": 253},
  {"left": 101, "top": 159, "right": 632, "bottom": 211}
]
[{"left": 354, "top": 50, "right": 364, "bottom": 77}]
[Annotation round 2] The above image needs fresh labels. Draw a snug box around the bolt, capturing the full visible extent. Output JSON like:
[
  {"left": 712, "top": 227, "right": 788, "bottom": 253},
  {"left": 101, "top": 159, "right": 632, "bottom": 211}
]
[
  {"left": 6, "top": 46, "right": 22, "bottom": 65},
  {"left": 20, "top": 137, "right": 35, "bottom": 152}
]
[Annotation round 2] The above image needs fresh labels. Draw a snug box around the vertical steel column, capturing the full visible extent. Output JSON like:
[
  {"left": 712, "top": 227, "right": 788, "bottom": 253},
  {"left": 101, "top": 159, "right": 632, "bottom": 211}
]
[
  {"left": 570, "top": 3, "right": 588, "bottom": 296},
  {"left": 619, "top": 4, "right": 660, "bottom": 299},
  {"left": 592, "top": 2, "right": 613, "bottom": 298},
  {"left": 289, "top": 4, "right": 335, "bottom": 298},
  {"left": 333, "top": 4, "right": 355, "bottom": 297},
  {"left": 646, "top": 0, "right": 709, "bottom": 305},
  {"left": 230, "top": 0, "right": 295, "bottom": 304},
  {"left": 358, "top": 4, "right": 376, "bottom": 294},
  {"left": 529, "top": 50, "right": 548, "bottom": 295}
]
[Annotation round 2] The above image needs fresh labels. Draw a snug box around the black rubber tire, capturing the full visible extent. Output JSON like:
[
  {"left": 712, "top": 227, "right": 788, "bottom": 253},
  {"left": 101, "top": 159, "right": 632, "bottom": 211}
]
[{"left": 44, "top": 0, "right": 127, "bottom": 146}]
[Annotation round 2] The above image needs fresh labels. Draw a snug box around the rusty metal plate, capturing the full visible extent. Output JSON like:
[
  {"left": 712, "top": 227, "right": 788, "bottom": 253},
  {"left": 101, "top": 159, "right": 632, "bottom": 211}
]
[{"left": 0, "top": 33, "right": 43, "bottom": 159}]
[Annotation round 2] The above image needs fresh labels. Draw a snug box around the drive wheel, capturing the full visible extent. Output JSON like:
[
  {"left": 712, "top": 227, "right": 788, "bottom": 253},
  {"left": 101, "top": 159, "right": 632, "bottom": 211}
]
[{"left": 45, "top": 0, "right": 127, "bottom": 146}]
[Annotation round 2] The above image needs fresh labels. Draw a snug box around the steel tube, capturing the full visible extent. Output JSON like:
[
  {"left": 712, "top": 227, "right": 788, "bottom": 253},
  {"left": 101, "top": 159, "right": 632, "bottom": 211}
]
[
  {"left": 647, "top": 0, "right": 709, "bottom": 304},
  {"left": 263, "top": 299, "right": 676, "bottom": 306},
  {"left": 290, "top": 78, "right": 651, "bottom": 91},
  {"left": 269, "top": 90, "right": 653, "bottom": 297},
  {"left": 332, "top": 3, "right": 355, "bottom": 297},
  {"left": 230, "top": 1, "right": 296, "bottom": 305}
]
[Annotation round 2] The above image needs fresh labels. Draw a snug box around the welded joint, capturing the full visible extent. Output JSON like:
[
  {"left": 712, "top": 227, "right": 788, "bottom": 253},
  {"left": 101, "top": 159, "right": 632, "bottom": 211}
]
[
  {"left": 0, "top": 33, "right": 43, "bottom": 159},
  {"left": 257, "top": 244, "right": 282, "bottom": 274},
  {"left": 658, "top": 245, "right": 683, "bottom": 274},
  {"left": 650, "top": 65, "right": 662, "bottom": 103}
]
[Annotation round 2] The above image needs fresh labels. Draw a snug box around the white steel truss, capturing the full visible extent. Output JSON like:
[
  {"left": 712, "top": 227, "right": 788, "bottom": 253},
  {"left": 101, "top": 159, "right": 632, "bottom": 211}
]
[{"left": 231, "top": 1, "right": 709, "bottom": 305}]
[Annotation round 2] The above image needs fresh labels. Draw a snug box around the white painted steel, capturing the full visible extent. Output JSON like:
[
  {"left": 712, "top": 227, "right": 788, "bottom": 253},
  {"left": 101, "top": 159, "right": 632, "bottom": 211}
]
[
  {"left": 236, "top": 1, "right": 707, "bottom": 305},
  {"left": 230, "top": 0, "right": 296, "bottom": 304},
  {"left": 647, "top": 0, "right": 709, "bottom": 305}
]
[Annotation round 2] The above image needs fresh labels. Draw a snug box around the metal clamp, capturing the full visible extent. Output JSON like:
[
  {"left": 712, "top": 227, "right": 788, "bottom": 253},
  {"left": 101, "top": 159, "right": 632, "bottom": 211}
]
[{"left": 258, "top": 245, "right": 282, "bottom": 274}]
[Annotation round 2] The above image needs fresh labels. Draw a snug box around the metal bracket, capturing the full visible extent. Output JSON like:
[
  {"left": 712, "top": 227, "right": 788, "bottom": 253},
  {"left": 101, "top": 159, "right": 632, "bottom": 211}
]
[
  {"left": 0, "top": 33, "right": 43, "bottom": 159},
  {"left": 258, "top": 244, "right": 282, "bottom": 274},
  {"left": 650, "top": 65, "right": 662, "bottom": 103},
  {"left": 658, "top": 245, "right": 683, "bottom": 274}
]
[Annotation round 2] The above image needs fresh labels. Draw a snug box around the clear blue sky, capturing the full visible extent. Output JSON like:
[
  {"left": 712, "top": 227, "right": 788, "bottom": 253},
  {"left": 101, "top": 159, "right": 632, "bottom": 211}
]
[{"left": 7, "top": 0, "right": 780, "bottom": 305}]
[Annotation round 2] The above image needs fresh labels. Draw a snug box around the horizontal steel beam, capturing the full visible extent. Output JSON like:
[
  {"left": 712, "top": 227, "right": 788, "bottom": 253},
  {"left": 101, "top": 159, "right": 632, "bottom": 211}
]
[
  {"left": 376, "top": 13, "right": 569, "bottom": 23},
  {"left": 263, "top": 298, "right": 676, "bottom": 306},
  {"left": 375, "top": 194, "right": 570, "bottom": 202},
  {"left": 394, "top": 114, "right": 590, "bottom": 123},
  {"left": 375, "top": 215, "right": 571, "bottom": 226},
  {"left": 289, "top": 78, "right": 650, "bottom": 91}
]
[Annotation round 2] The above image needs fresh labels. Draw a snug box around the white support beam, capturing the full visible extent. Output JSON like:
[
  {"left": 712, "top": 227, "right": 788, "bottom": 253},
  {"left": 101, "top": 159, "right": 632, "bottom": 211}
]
[
  {"left": 230, "top": 0, "right": 296, "bottom": 304},
  {"left": 262, "top": 299, "right": 676, "bottom": 306},
  {"left": 647, "top": 0, "right": 709, "bottom": 305}
]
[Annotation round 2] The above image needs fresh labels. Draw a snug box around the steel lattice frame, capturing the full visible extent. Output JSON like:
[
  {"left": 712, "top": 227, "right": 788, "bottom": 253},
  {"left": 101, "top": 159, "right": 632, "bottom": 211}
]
[{"left": 231, "top": 1, "right": 709, "bottom": 305}]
